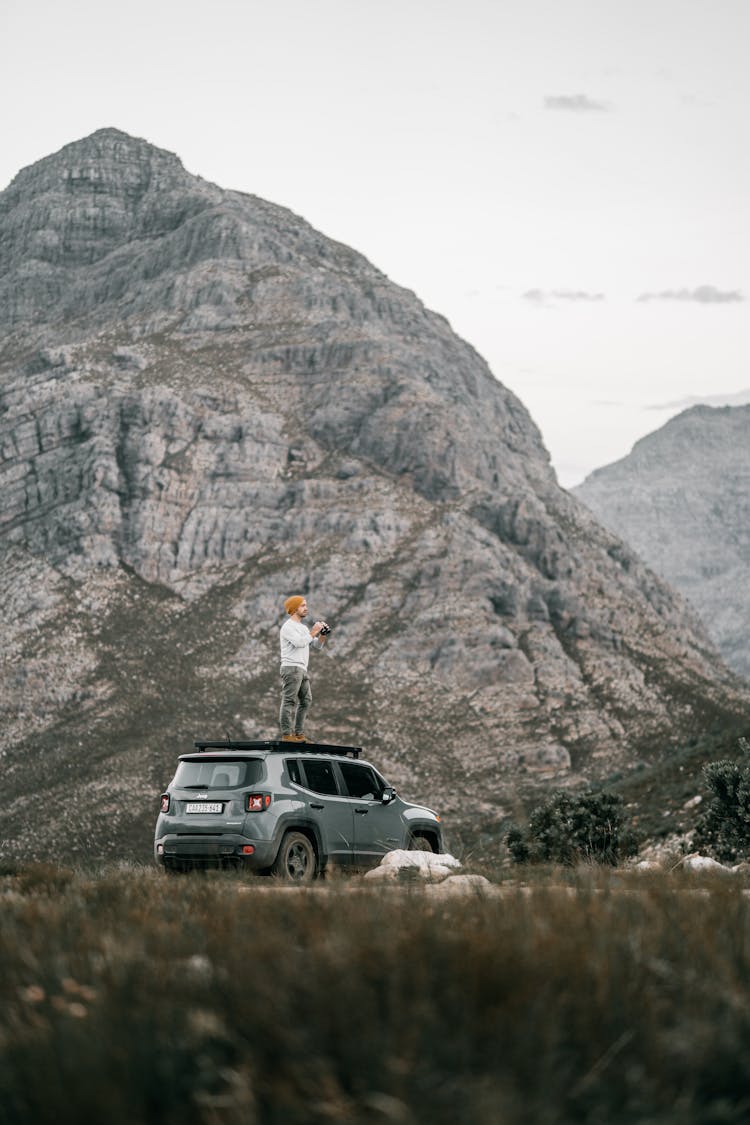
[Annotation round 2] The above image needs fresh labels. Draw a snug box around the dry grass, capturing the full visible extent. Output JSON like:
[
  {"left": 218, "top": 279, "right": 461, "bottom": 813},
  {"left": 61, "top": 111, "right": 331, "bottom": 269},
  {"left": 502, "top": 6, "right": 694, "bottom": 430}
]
[{"left": 1, "top": 862, "right": 750, "bottom": 1123}]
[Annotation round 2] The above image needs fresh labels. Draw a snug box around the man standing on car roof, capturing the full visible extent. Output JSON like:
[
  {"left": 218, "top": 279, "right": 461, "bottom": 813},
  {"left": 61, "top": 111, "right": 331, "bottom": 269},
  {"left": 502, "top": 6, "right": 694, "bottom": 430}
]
[{"left": 279, "top": 595, "right": 329, "bottom": 742}]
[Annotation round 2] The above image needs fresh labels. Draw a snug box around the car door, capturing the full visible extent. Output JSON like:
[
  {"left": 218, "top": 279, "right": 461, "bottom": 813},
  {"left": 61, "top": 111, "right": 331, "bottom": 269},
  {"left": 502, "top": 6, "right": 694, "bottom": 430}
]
[
  {"left": 336, "top": 761, "right": 405, "bottom": 865},
  {"left": 298, "top": 757, "right": 354, "bottom": 865}
]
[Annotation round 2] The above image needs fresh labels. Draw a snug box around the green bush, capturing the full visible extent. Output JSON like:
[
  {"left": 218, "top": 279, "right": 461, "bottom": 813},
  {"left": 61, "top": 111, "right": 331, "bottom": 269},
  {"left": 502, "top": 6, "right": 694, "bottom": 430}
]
[
  {"left": 694, "top": 737, "right": 750, "bottom": 863},
  {"left": 506, "top": 788, "right": 636, "bottom": 865}
]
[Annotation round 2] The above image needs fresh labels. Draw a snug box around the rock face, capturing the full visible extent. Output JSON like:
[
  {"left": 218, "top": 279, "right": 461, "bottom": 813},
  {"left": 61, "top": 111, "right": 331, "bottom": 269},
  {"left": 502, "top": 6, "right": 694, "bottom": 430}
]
[
  {"left": 1, "top": 129, "right": 748, "bottom": 861},
  {"left": 574, "top": 405, "right": 750, "bottom": 679}
]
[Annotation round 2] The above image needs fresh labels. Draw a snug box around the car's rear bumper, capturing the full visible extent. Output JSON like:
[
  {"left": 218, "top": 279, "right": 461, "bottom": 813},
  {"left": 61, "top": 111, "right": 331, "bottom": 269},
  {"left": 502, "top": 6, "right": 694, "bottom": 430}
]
[{"left": 154, "top": 833, "right": 277, "bottom": 870}]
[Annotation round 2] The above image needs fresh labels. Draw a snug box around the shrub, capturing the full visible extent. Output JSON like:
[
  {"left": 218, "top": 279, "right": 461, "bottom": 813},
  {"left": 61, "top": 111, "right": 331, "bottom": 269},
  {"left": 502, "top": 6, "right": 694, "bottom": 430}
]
[
  {"left": 694, "top": 737, "right": 750, "bottom": 863},
  {"left": 506, "top": 788, "right": 636, "bottom": 865},
  {"left": 5, "top": 862, "right": 76, "bottom": 894}
]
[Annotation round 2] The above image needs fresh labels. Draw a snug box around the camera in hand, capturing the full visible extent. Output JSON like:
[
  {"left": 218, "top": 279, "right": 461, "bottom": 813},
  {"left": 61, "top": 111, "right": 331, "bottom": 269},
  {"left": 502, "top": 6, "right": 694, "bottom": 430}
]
[{"left": 319, "top": 623, "right": 331, "bottom": 636}]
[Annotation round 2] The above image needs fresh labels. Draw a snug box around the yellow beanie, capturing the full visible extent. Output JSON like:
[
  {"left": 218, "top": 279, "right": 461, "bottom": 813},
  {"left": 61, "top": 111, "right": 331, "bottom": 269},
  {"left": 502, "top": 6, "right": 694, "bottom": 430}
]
[{"left": 284, "top": 595, "right": 305, "bottom": 615}]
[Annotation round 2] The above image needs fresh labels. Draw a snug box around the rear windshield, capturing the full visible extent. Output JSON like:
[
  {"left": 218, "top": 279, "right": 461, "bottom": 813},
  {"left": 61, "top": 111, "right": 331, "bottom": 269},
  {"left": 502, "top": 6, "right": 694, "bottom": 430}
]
[{"left": 173, "top": 758, "right": 264, "bottom": 790}]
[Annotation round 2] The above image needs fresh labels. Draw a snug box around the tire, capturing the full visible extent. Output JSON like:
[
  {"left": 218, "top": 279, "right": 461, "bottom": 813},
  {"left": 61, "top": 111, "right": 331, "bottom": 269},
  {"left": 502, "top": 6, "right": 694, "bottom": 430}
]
[
  {"left": 272, "top": 831, "right": 317, "bottom": 883},
  {"left": 408, "top": 835, "right": 435, "bottom": 853}
]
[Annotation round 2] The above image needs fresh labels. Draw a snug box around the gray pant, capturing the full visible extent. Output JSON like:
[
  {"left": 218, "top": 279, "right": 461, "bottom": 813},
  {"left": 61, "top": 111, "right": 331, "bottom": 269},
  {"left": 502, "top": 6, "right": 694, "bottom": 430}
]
[{"left": 279, "top": 665, "right": 312, "bottom": 735}]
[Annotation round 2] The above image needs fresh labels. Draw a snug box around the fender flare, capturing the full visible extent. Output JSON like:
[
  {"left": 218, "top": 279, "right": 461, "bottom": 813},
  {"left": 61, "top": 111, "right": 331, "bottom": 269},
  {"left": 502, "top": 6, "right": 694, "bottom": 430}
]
[
  {"left": 270, "top": 815, "right": 325, "bottom": 865},
  {"left": 405, "top": 823, "right": 442, "bottom": 852}
]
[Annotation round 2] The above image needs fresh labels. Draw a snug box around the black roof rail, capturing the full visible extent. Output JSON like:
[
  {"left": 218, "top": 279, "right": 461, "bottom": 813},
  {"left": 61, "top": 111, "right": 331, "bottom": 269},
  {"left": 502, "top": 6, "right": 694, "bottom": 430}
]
[{"left": 192, "top": 739, "right": 362, "bottom": 759}]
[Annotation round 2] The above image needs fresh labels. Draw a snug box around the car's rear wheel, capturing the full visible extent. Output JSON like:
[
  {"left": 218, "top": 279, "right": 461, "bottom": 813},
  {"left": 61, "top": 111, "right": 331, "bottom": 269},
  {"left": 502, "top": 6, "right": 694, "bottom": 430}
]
[
  {"left": 272, "top": 831, "right": 317, "bottom": 883},
  {"left": 408, "top": 834, "right": 435, "bottom": 853}
]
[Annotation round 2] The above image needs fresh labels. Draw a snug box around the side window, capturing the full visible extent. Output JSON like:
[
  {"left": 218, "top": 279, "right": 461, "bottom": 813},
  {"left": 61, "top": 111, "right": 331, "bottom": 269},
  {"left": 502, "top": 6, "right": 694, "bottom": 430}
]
[
  {"left": 300, "top": 759, "right": 339, "bottom": 796},
  {"left": 286, "top": 759, "right": 301, "bottom": 785},
  {"left": 338, "top": 762, "right": 385, "bottom": 801}
]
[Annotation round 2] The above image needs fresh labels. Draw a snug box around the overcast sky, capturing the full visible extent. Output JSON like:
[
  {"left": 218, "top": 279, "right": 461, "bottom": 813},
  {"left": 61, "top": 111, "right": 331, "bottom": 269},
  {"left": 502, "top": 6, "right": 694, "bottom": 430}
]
[{"left": 2, "top": 0, "right": 749, "bottom": 485}]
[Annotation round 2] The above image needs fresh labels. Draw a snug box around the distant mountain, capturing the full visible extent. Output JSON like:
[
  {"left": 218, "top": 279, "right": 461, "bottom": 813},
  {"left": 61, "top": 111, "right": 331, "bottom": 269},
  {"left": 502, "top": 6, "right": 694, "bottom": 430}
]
[
  {"left": 575, "top": 404, "right": 750, "bottom": 679},
  {"left": 1, "top": 129, "right": 747, "bottom": 860}
]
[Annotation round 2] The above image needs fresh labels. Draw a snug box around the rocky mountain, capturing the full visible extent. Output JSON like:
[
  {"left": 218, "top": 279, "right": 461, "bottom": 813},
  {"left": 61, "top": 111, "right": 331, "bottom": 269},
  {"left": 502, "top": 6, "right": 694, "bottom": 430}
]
[
  {"left": 574, "top": 404, "right": 750, "bottom": 679},
  {"left": 1, "top": 129, "right": 747, "bottom": 862}
]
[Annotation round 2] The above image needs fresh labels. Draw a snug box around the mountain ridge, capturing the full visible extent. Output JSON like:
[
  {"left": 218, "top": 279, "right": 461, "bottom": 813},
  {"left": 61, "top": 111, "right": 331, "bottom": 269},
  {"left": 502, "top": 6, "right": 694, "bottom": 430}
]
[{"left": 575, "top": 402, "right": 750, "bottom": 678}]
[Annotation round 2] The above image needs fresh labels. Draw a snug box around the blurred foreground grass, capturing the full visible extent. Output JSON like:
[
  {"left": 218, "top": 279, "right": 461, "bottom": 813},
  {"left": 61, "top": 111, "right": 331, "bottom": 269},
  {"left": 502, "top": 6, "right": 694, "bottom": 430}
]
[{"left": 1, "top": 862, "right": 750, "bottom": 1124}]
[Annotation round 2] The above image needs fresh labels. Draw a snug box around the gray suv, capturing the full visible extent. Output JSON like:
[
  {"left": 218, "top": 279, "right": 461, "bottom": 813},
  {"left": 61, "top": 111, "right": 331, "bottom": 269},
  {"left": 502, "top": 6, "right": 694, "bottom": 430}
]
[{"left": 154, "top": 739, "right": 443, "bottom": 881}]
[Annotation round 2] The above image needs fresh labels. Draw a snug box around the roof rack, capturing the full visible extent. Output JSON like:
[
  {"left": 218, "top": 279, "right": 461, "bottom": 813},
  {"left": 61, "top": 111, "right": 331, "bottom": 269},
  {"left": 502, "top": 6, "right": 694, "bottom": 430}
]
[{"left": 192, "top": 739, "right": 362, "bottom": 760}]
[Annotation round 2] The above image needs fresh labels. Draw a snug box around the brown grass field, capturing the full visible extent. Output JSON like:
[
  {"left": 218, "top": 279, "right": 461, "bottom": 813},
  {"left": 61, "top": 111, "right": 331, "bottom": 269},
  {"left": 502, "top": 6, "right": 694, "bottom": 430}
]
[{"left": 1, "top": 861, "right": 749, "bottom": 1124}]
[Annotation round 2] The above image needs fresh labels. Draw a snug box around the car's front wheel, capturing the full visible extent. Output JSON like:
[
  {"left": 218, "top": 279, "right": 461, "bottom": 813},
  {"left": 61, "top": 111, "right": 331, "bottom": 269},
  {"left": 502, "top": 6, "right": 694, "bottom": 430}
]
[
  {"left": 272, "top": 831, "right": 317, "bottom": 883},
  {"left": 408, "top": 834, "right": 435, "bottom": 853}
]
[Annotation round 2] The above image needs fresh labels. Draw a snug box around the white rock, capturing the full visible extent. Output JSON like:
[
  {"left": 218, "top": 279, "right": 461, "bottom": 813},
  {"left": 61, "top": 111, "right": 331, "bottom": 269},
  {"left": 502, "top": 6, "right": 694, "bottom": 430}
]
[
  {"left": 682, "top": 854, "right": 732, "bottom": 874},
  {"left": 426, "top": 875, "right": 497, "bottom": 897},
  {"left": 380, "top": 850, "right": 461, "bottom": 871},
  {"left": 424, "top": 864, "right": 454, "bottom": 880},
  {"left": 363, "top": 865, "right": 401, "bottom": 882},
  {"left": 363, "top": 851, "right": 462, "bottom": 883}
]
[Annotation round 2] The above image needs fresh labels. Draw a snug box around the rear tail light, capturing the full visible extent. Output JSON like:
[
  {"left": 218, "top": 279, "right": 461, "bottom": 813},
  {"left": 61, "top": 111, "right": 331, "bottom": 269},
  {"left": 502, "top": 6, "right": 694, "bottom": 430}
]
[
  {"left": 246, "top": 793, "right": 272, "bottom": 812},
  {"left": 160, "top": 794, "right": 170, "bottom": 813}
]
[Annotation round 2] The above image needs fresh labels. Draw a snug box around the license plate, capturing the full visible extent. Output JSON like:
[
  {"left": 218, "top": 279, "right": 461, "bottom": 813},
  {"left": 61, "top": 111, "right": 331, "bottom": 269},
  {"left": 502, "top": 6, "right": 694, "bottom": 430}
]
[{"left": 186, "top": 802, "right": 223, "bottom": 814}]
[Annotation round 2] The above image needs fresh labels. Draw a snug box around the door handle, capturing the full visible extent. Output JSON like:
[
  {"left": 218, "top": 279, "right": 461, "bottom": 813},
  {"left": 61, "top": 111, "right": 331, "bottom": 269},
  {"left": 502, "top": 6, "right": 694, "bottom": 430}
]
[
  {"left": 355, "top": 808, "right": 369, "bottom": 815},
  {"left": 310, "top": 803, "right": 324, "bottom": 810}
]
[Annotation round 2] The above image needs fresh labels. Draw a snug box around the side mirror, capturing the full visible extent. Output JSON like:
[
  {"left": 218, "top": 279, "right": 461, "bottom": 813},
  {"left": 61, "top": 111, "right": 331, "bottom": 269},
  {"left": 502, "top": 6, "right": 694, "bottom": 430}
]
[{"left": 382, "top": 787, "right": 397, "bottom": 804}]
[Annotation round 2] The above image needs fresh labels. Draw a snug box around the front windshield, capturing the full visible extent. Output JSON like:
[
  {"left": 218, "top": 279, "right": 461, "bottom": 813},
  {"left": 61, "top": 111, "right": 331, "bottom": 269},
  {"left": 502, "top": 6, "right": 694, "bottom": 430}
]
[{"left": 173, "top": 758, "right": 264, "bottom": 790}]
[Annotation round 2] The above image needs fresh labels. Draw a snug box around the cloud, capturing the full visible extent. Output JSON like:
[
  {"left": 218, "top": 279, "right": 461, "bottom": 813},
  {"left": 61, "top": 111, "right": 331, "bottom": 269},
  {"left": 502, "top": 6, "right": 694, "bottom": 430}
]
[
  {"left": 636, "top": 285, "right": 744, "bottom": 304},
  {"left": 544, "top": 94, "right": 610, "bottom": 112},
  {"left": 523, "top": 288, "right": 605, "bottom": 304},
  {"left": 646, "top": 389, "right": 750, "bottom": 411},
  {"left": 590, "top": 390, "right": 750, "bottom": 413}
]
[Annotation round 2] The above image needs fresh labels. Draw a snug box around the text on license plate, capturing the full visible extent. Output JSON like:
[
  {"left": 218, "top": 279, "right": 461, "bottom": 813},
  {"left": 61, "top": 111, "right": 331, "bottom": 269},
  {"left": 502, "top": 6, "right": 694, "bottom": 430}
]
[{"left": 186, "top": 802, "right": 224, "bottom": 814}]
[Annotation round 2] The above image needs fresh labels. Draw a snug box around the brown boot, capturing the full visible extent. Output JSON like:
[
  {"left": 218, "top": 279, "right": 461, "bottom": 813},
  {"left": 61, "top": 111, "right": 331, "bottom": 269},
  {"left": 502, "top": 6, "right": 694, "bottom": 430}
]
[
  {"left": 293, "top": 733, "right": 309, "bottom": 742},
  {"left": 281, "top": 734, "right": 297, "bottom": 742}
]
